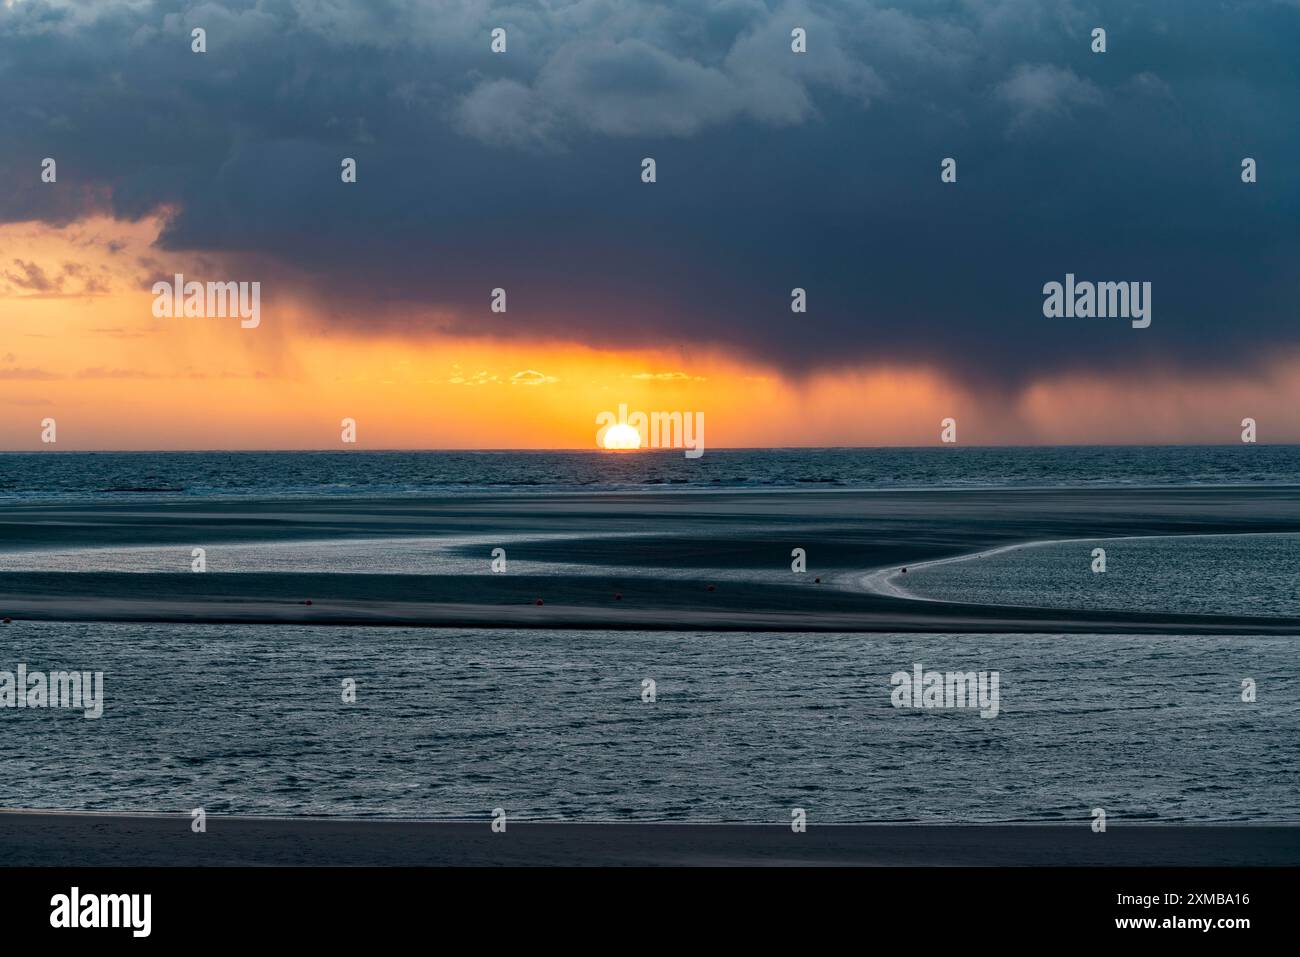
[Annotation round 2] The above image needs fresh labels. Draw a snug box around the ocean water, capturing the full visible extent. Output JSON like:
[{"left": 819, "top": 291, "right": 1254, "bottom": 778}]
[
  {"left": 1, "top": 622, "right": 1295, "bottom": 823},
  {"left": 2, "top": 448, "right": 1297, "bottom": 824},
  {"left": 2, "top": 445, "right": 1298, "bottom": 502},
  {"left": 895, "top": 533, "right": 1300, "bottom": 618}
]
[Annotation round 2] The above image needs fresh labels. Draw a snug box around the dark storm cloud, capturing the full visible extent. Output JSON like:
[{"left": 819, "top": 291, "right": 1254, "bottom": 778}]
[{"left": 1, "top": 0, "right": 1297, "bottom": 385}]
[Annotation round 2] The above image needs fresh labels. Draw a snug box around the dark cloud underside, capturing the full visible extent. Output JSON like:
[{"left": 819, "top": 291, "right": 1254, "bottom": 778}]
[{"left": 1, "top": 0, "right": 1297, "bottom": 385}]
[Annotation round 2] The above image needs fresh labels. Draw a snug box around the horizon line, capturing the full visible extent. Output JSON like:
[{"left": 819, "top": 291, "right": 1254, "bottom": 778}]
[{"left": 0, "top": 443, "right": 1294, "bottom": 454}]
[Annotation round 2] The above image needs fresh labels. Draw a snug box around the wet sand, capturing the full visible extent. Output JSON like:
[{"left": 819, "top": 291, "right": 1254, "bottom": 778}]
[
  {"left": 4, "top": 486, "right": 1298, "bottom": 864},
  {"left": 2, "top": 811, "right": 1296, "bottom": 866},
  {"left": 3, "top": 589, "right": 1299, "bottom": 633},
  {"left": 3, "top": 486, "right": 1300, "bottom": 633}
]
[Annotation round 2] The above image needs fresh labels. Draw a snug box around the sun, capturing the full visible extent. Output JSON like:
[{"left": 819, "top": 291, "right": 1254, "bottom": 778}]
[{"left": 602, "top": 423, "right": 642, "bottom": 451}]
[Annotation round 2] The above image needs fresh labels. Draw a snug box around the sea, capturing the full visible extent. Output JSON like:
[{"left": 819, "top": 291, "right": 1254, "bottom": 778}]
[
  {"left": 1, "top": 447, "right": 1297, "bottom": 823},
  {"left": 1, "top": 445, "right": 1298, "bottom": 502}
]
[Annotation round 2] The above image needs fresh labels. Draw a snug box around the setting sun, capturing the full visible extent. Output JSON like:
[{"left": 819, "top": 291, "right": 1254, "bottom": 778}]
[{"left": 602, "top": 423, "right": 642, "bottom": 450}]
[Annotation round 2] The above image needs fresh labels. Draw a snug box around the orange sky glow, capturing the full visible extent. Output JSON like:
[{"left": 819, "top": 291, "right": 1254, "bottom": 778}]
[{"left": 3, "top": 215, "right": 1299, "bottom": 451}]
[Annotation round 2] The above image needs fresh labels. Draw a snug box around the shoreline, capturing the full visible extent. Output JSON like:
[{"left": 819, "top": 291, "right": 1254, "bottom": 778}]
[
  {"left": 3, "top": 811, "right": 1297, "bottom": 866},
  {"left": 6, "top": 486, "right": 1300, "bottom": 632},
  {"left": 859, "top": 529, "right": 1300, "bottom": 602},
  {"left": 4, "top": 593, "right": 1299, "bottom": 633}
]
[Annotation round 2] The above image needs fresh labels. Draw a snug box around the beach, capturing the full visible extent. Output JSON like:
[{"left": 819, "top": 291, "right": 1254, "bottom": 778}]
[
  {"left": 3, "top": 454, "right": 1300, "bottom": 862},
  {"left": 4, "top": 486, "right": 1300, "bottom": 633},
  {"left": 3, "top": 812, "right": 1296, "bottom": 867}
]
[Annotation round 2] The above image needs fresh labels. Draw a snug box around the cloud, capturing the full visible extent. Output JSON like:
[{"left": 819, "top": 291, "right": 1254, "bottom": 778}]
[
  {"left": 1, "top": 0, "right": 1297, "bottom": 389},
  {"left": 1123, "top": 71, "right": 1173, "bottom": 99},
  {"left": 509, "top": 369, "right": 558, "bottom": 386},
  {"left": 448, "top": 369, "right": 500, "bottom": 386},
  {"left": 629, "top": 371, "right": 707, "bottom": 382},
  {"left": 2, "top": 256, "right": 114, "bottom": 296},
  {"left": 456, "top": 7, "right": 882, "bottom": 145},
  {"left": 75, "top": 367, "right": 163, "bottom": 379},
  {"left": 5, "top": 259, "right": 59, "bottom": 292},
  {"left": 0, "top": 366, "right": 60, "bottom": 380},
  {"left": 996, "top": 63, "right": 1102, "bottom": 127}
]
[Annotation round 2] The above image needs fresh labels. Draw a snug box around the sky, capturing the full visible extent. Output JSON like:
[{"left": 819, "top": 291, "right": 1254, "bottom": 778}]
[{"left": 1, "top": 0, "right": 1298, "bottom": 449}]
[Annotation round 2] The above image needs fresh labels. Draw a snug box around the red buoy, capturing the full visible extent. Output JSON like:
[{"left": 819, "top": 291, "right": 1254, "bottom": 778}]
[
  {"left": 614, "top": 593, "right": 623, "bottom": 600},
  {"left": 535, "top": 598, "right": 544, "bottom": 606},
  {"left": 706, "top": 584, "right": 716, "bottom": 592}
]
